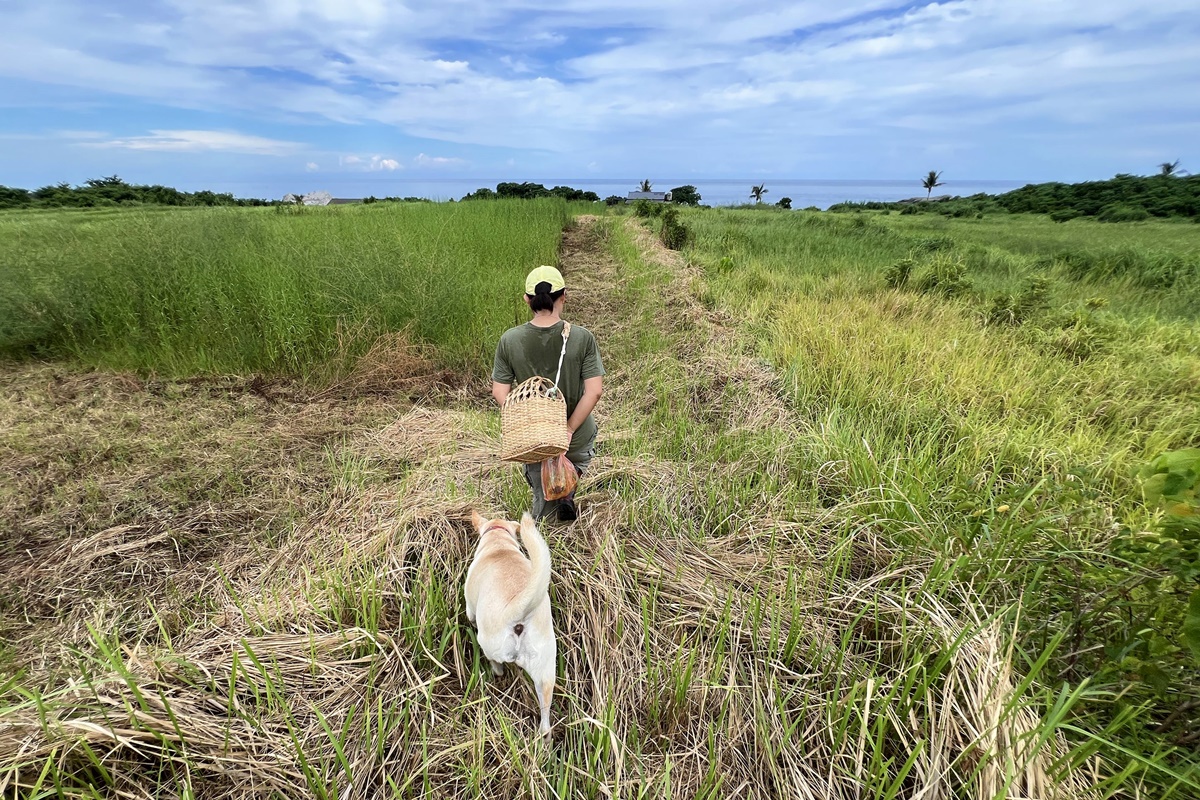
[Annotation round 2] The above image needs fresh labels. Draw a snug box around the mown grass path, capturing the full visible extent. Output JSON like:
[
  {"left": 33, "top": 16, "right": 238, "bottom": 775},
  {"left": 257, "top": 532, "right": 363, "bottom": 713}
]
[{"left": 1, "top": 214, "right": 1123, "bottom": 798}]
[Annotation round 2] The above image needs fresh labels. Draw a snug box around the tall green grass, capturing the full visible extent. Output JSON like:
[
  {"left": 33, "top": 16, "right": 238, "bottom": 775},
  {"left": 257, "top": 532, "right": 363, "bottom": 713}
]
[
  {"left": 0, "top": 201, "right": 574, "bottom": 377},
  {"left": 683, "top": 208, "right": 1200, "bottom": 792}
]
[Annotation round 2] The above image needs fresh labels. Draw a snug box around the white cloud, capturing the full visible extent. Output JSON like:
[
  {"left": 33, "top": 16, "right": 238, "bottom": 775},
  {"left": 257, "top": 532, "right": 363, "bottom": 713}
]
[
  {"left": 339, "top": 154, "right": 402, "bottom": 170},
  {"left": 1, "top": 0, "right": 1197, "bottom": 178},
  {"left": 88, "top": 129, "right": 303, "bottom": 155},
  {"left": 305, "top": 161, "right": 319, "bottom": 171},
  {"left": 413, "top": 153, "right": 466, "bottom": 168}
]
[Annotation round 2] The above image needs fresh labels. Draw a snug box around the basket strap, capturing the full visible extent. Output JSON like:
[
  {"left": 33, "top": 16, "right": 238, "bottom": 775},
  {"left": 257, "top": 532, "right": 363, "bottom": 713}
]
[{"left": 551, "top": 321, "right": 571, "bottom": 394}]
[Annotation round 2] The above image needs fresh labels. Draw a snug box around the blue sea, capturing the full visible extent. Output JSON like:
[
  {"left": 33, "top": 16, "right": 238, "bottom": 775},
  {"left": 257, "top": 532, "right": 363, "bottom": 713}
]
[{"left": 283, "top": 178, "right": 1031, "bottom": 209}]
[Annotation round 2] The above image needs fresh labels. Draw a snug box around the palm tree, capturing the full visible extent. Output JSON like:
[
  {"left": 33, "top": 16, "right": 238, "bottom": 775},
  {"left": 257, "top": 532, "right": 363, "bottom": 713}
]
[
  {"left": 1159, "top": 160, "right": 1187, "bottom": 177},
  {"left": 639, "top": 179, "right": 653, "bottom": 192},
  {"left": 922, "top": 170, "right": 944, "bottom": 198},
  {"left": 750, "top": 183, "right": 767, "bottom": 203}
]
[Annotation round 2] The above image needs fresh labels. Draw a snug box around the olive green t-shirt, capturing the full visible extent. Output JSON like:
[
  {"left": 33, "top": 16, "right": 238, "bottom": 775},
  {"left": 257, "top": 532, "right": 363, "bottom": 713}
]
[{"left": 492, "top": 320, "right": 605, "bottom": 455}]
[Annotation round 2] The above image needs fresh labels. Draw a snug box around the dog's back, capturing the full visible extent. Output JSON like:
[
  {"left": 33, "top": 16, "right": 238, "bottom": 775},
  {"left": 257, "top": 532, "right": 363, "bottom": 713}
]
[{"left": 465, "top": 512, "right": 557, "bottom": 735}]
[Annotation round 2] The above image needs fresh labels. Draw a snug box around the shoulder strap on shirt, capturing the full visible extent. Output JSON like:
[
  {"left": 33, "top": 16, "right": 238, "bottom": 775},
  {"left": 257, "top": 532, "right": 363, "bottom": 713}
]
[{"left": 552, "top": 322, "right": 571, "bottom": 392}]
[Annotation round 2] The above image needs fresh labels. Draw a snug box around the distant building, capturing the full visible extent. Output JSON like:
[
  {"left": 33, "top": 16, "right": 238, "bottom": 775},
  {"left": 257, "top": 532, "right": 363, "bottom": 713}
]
[
  {"left": 626, "top": 191, "right": 672, "bottom": 203},
  {"left": 329, "top": 198, "right": 361, "bottom": 205}
]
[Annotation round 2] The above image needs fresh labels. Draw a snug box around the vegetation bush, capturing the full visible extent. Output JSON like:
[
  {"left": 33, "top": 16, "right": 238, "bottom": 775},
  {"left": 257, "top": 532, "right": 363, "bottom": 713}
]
[
  {"left": 1057, "top": 248, "right": 1196, "bottom": 289},
  {"left": 915, "top": 235, "right": 956, "bottom": 253},
  {"left": 668, "top": 185, "right": 701, "bottom": 206},
  {"left": 912, "top": 253, "right": 970, "bottom": 297},
  {"left": 883, "top": 257, "right": 914, "bottom": 289},
  {"left": 633, "top": 199, "right": 664, "bottom": 218},
  {"left": 658, "top": 206, "right": 690, "bottom": 250},
  {"left": 1097, "top": 203, "right": 1152, "bottom": 223},
  {"left": 604, "top": 195, "right": 624, "bottom": 206},
  {"left": 985, "top": 276, "right": 1053, "bottom": 325}
]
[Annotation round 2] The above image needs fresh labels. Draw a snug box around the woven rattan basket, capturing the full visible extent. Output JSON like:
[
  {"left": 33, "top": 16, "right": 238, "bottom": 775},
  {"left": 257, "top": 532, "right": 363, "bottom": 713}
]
[{"left": 501, "top": 376, "right": 570, "bottom": 463}]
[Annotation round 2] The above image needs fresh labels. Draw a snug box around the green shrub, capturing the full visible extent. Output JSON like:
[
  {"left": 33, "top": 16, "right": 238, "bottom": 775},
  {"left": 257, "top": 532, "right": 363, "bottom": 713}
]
[
  {"left": 669, "top": 185, "right": 701, "bottom": 206},
  {"left": 659, "top": 207, "right": 690, "bottom": 250},
  {"left": 915, "top": 235, "right": 956, "bottom": 253},
  {"left": 1093, "top": 449, "right": 1200, "bottom": 735},
  {"left": 1098, "top": 203, "right": 1152, "bottom": 223},
  {"left": 1060, "top": 247, "right": 1196, "bottom": 289},
  {"left": 604, "top": 195, "right": 624, "bottom": 206},
  {"left": 985, "top": 276, "right": 1053, "bottom": 326},
  {"left": 884, "top": 258, "right": 914, "bottom": 289},
  {"left": 913, "top": 254, "right": 970, "bottom": 297},
  {"left": 633, "top": 199, "right": 664, "bottom": 218}
]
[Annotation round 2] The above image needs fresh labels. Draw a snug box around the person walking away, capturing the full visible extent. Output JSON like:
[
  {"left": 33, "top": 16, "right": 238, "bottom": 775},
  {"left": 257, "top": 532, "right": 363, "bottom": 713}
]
[{"left": 492, "top": 266, "right": 604, "bottom": 521}]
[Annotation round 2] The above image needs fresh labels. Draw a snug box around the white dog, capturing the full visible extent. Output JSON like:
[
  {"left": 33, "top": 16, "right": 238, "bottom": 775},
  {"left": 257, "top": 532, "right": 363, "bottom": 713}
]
[{"left": 464, "top": 511, "right": 557, "bottom": 736}]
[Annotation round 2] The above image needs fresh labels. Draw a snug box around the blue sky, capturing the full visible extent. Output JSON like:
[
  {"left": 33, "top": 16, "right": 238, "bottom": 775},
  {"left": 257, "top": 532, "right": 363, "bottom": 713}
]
[{"left": 1, "top": 0, "right": 1197, "bottom": 198}]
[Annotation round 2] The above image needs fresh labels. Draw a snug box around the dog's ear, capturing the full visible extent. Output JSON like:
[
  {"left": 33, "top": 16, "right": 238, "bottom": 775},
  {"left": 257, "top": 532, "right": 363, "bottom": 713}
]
[{"left": 471, "top": 510, "right": 486, "bottom": 532}]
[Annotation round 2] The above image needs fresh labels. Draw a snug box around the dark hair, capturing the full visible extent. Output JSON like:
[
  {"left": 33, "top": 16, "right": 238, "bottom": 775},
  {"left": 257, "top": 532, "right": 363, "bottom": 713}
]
[{"left": 526, "top": 280, "right": 565, "bottom": 313}]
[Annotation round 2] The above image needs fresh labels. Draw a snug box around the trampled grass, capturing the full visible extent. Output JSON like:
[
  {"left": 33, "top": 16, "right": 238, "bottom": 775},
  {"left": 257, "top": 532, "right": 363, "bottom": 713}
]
[{"left": 0, "top": 200, "right": 574, "bottom": 378}]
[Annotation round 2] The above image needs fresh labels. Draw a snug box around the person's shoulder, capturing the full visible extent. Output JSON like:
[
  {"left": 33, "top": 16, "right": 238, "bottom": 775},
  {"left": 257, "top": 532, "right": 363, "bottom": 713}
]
[
  {"left": 498, "top": 324, "right": 528, "bottom": 342},
  {"left": 567, "top": 322, "right": 597, "bottom": 341}
]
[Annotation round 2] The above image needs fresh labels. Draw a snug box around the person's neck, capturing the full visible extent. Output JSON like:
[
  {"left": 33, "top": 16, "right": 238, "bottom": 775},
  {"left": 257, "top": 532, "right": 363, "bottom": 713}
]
[{"left": 529, "top": 310, "right": 562, "bottom": 327}]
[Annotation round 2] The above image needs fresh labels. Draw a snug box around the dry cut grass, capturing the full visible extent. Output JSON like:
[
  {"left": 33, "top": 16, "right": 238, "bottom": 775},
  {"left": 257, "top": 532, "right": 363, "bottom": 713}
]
[{"left": 0, "top": 217, "right": 1100, "bottom": 798}]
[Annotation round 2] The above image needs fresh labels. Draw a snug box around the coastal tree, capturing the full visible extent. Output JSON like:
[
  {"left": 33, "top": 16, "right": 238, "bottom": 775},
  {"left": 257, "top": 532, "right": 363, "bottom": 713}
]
[
  {"left": 750, "top": 183, "right": 768, "bottom": 203},
  {"left": 639, "top": 179, "right": 653, "bottom": 192},
  {"left": 669, "top": 185, "right": 701, "bottom": 205},
  {"left": 1159, "top": 160, "right": 1187, "bottom": 177},
  {"left": 776, "top": 197, "right": 792, "bottom": 209},
  {"left": 922, "top": 170, "right": 944, "bottom": 198}
]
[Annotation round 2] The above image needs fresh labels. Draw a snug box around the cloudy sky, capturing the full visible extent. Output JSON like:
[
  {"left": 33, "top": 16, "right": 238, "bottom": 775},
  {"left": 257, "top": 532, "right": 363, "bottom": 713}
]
[{"left": 1, "top": 0, "right": 1197, "bottom": 197}]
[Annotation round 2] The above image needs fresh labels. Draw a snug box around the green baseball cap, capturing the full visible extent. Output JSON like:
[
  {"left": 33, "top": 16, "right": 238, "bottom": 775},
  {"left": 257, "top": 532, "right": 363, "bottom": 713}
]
[{"left": 525, "top": 265, "right": 565, "bottom": 294}]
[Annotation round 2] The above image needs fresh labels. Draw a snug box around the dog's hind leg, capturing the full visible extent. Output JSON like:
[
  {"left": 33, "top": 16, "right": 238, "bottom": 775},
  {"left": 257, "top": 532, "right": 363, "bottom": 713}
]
[{"left": 534, "top": 674, "right": 554, "bottom": 736}]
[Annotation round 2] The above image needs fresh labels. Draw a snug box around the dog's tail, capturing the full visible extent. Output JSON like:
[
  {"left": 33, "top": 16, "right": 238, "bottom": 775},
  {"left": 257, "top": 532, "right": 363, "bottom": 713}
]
[{"left": 505, "top": 512, "right": 552, "bottom": 625}]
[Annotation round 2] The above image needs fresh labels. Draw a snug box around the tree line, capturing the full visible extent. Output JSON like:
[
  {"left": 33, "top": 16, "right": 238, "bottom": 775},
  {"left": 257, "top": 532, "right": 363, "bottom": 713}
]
[
  {"left": 0, "top": 176, "right": 277, "bottom": 209},
  {"left": 462, "top": 182, "right": 601, "bottom": 202},
  {"left": 829, "top": 172, "right": 1200, "bottom": 221}
]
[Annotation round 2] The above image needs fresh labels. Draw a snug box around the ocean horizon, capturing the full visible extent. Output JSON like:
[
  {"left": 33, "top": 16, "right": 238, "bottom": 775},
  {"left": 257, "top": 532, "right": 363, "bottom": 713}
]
[{"left": 246, "top": 178, "right": 1033, "bottom": 209}]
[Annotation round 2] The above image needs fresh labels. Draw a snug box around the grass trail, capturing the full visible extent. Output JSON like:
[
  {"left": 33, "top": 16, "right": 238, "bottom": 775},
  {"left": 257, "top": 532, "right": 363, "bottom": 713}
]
[{"left": 0, "top": 215, "right": 1174, "bottom": 798}]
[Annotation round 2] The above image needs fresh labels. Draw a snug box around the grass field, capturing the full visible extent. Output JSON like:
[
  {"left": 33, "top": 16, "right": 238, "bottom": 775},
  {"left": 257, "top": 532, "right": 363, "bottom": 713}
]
[
  {"left": 0, "top": 200, "right": 574, "bottom": 378},
  {"left": 683, "top": 207, "right": 1200, "bottom": 792},
  {"left": 1, "top": 203, "right": 1198, "bottom": 798}
]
